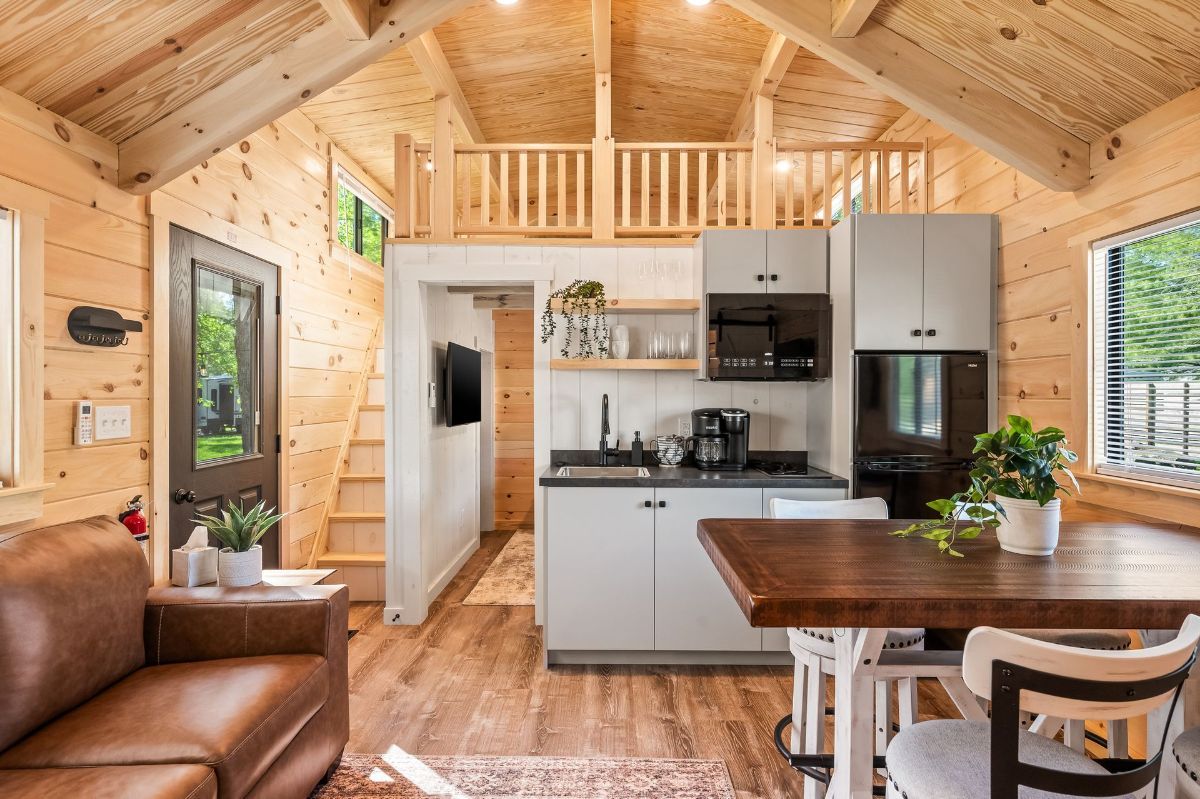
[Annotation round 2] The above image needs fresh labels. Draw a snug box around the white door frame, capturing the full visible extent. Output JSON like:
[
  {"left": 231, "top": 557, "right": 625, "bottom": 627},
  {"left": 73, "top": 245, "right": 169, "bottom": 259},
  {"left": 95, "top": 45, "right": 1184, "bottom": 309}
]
[{"left": 385, "top": 255, "right": 552, "bottom": 625}]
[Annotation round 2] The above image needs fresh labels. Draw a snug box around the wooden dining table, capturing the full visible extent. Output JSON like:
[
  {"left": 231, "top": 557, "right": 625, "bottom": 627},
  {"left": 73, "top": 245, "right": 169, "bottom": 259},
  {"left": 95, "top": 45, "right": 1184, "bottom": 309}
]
[{"left": 697, "top": 519, "right": 1200, "bottom": 799}]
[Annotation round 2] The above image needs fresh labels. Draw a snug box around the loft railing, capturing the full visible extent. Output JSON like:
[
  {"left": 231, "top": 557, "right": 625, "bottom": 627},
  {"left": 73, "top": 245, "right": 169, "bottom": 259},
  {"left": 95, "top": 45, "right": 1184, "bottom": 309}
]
[{"left": 394, "top": 132, "right": 928, "bottom": 239}]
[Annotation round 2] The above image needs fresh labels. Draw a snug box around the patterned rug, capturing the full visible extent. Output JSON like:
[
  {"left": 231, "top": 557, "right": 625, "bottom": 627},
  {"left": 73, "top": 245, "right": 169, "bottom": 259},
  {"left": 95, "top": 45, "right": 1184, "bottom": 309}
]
[
  {"left": 462, "top": 530, "right": 534, "bottom": 606},
  {"left": 312, "top": 752, "right": 736, "bottom": 798}
]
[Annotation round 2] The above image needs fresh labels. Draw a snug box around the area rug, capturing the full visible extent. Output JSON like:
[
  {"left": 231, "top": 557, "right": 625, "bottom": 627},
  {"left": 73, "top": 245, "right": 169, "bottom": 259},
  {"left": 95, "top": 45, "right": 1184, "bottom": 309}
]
[
  {"left": 463, "top": 530, "right": 534, "bottom": 606},
  {"left": 312, "top": 752, "right": 736, "bottom": 798}
]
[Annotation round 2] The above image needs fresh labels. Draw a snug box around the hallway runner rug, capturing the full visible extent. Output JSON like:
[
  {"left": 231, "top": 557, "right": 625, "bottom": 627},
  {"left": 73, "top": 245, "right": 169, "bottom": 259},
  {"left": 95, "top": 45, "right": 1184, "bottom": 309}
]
[
  {"left": 462, "top": 530, "right": 534, "bottom": 606},
  {"left": 312, "top": 753, "right": 736, "bottom": 798}
]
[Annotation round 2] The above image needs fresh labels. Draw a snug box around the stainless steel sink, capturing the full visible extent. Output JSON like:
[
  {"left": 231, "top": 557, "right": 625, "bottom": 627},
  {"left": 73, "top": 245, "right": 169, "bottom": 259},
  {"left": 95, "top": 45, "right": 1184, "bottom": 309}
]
[{"left": 556, "top": 465, "right": 650, "bottom": 478}]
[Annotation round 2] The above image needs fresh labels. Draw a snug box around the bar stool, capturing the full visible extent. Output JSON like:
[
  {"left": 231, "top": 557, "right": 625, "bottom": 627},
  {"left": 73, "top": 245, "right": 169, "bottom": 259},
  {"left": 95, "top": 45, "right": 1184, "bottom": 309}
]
[
  {"left": 1173, "top": 726, "right": 1200, "bottom": 799},
  {"left": 884, "top": 615, "right": 1200, "bottom": 798},
  {"left": 770, "top": 496, "right": 926, "bottom": 798}
]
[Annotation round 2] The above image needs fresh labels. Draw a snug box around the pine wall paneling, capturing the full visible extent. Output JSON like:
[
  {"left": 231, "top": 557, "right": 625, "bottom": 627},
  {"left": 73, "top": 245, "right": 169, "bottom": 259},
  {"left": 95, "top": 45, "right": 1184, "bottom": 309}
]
[{"left": 494, "top": 309, "right": 534, "bottom": 531}]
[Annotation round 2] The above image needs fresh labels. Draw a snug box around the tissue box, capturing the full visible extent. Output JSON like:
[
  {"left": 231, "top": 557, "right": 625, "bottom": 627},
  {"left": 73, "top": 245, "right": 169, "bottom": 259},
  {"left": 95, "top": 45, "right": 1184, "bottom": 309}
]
[{"left": 171, "top": 546, "right": 217, "bottom": 587}]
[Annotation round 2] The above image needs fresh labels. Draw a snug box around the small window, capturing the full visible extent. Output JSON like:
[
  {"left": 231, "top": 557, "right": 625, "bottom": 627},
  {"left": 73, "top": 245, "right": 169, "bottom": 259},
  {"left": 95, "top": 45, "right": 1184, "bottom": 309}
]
[
  {"left": 335, "top": 172, "right": 390, "bottom": 266},
  {"left": 1093, "top": 211, "right": 1200, "bottom": 488}
]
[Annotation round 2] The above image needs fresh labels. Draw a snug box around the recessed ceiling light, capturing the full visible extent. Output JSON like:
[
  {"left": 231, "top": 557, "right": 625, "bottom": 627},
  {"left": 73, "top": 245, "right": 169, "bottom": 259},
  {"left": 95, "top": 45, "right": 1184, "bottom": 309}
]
[
  {"left": 496, "top": 0, "right": 519, "bottom": 5},
  {"left": 686, "top": 0, "right": 713, "bottom": 6}
]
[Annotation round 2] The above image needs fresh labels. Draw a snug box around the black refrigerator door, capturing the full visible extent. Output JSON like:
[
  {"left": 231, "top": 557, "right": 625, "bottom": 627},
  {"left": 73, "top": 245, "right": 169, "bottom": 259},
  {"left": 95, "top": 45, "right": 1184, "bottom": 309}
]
[
  {"left": 854, "top": 462, "right": 973, "bottom": 519},
  {"left": 855, "top": 353, "right": 989, "bottom": 459}
]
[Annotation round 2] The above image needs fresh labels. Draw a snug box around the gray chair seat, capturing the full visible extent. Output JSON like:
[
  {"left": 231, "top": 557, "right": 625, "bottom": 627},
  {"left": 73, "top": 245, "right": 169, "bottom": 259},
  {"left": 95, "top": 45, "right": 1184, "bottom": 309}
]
[
  {"left": 1010, "top": 629, "right": 1132, "bottom": 651},
  {"left": 1176, "top": 726, "right": 1200, "bottom": 789},
  {"left": 886, "top": 719, "right": 1134, "bottom": 799},
  {"left": 790, "top": 626, "right": 924, "bottom": 660}
]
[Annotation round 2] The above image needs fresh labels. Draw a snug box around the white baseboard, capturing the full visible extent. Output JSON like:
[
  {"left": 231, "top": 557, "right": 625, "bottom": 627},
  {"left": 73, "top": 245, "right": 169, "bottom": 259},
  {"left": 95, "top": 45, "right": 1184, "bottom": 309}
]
[
  {"left": 383, "top": 605, "right": 421, "bottom": 626},
  {"left": 424, "top": 537, "right": 479, "bottom": 605}
]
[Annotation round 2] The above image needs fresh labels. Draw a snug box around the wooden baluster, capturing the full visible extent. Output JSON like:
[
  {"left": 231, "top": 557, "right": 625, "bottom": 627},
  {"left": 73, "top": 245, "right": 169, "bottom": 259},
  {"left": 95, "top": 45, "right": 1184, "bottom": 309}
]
[
  {"left": 481, "top": 152, "right": 490, "bottom": 227},
  {"left": 499, "top": 151, "right": 510, "bottom": 227},
  {"left": 823, "top": 149, "right": 833, "bottom": 228},
  {"left": 784, "top": 152, "right": 794, "bottom": 228},
  {"left": 717, "top": 151, "right": 727, "bottom": 227},
  {"left": 393, "top": 133, "right": 414, "bottom": 238},
  {"left": 538, "top": 151, "right": 547, "bottom": 227},
  {"left": 729, "top": 149, "right": 739, "bottom": 225},
  {"left": 461, "top": 153, "right": 471, "bottom": 227},
  {"left": 842, "top": 149, "right": 851, "bottom": 221},
  {"left": 900, "top": 149, "right": 911, "bottom": 213},
  {"left": 880, "top": 146, "right": 891, "bottom": 214},
  {"left": 862, "top": 149, "right": 872, "bottom": 214},
  {"left": 576, "top": 151, "right": 586, "bottom": 227},
  {"left": 558, "top": 151, "right": 567, "bottom": 227},
  {"left": 697, "top": 149, "right": 708, "bottom": 227},
  {"left": 621, "top": 150, "right": 631, "bottom": 228},
  {"left": 803, "top": 151, "right": 813, "bottom": 228},
  {"left": 660, "top": 150, "right": 669, "bottom": 227},
  {"left": 641, "top": 151, "right": 650, "bottom": 227},
  {"left": 518, "top": 150, "right": 529, "bottom": 228},
  {"left": 678, "top": 150, "right": 688, "bottom": 228},
  {"left": 918, "top": 141, "right": 929, "bottom": 213}
]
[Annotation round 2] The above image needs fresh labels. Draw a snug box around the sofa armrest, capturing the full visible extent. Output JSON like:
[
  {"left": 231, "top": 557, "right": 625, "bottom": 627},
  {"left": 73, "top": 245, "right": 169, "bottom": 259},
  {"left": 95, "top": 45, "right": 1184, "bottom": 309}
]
[{"left": 144, "top": 585, "right": 349, "bottom": 666}]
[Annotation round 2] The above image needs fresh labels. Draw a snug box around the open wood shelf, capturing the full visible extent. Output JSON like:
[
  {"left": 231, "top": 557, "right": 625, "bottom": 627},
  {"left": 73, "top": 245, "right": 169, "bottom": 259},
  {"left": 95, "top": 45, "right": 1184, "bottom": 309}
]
[
  {"left": 551, "top": 358, "right": 700, "bottom": 371},
  {"left": 548, "top": 298, "right": 699, "bottom": 314}
]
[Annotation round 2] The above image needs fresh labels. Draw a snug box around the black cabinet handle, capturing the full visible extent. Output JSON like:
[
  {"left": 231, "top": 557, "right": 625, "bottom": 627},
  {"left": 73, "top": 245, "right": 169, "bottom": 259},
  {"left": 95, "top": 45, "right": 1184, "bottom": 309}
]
[
  {"left": 658, "top": 500, "right": 667, "bottom": 508},
  {"left": 756, "top": 274, "right": 765, "bottom": 282},
  {"left": 769, "top": 274, "right": 779, "bottom": 282},
  {"left": 644, "top": 500, "right": 653, "bottom": 508},
  {"left": 911, "top": 329, "right": 923, "bottom": 337},
  {"left": 926, "top": 329, "right": 937, "bottom": 337}
]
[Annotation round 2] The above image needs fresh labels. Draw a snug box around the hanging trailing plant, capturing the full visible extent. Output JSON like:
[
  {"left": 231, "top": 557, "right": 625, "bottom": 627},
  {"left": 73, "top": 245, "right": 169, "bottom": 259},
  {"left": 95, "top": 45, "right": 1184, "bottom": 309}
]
[{"left": 541, "top": 280, "right": 609, "bottom": 359}]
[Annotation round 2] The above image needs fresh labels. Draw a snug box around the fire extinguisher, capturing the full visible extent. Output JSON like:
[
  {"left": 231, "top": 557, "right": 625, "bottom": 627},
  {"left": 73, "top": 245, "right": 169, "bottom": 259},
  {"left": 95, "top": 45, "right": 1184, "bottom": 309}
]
[{"left": 119, "top": 494, "right": 148, "bottom": 536}]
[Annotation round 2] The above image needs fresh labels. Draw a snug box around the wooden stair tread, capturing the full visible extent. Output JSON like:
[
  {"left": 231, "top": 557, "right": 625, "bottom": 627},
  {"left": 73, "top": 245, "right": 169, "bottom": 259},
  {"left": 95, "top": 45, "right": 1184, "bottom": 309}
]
[
  {"left": 340, "top": 473, "right": 384, "bottom": 481},
  {"left": 318, "top": 551, "right": 385, "bottom": 567},
  {"left": 367, "top": 372, "right": 385, "bottom": 379},
  {"left": 359, "top": 404, "right": 385, "bottom": 411},
  {"left": 350, "top": 437, "right": 385, "bottom": 445},
  {"left": 330, "top": 511, "right": 385, "bottom": 520}
]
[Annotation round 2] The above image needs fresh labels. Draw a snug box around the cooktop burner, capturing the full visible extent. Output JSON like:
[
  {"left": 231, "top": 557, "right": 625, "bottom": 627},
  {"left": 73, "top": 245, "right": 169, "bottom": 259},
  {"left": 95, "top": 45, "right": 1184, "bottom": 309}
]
[{"left": 750, "top": 460, "right": 812, "bottom": 477}]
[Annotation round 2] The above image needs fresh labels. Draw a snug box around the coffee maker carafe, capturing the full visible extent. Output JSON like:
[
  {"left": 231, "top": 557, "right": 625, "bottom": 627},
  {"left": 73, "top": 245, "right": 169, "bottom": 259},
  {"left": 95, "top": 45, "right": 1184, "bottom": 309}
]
[{"left": 690, "top": 408, "right": 750, "bottom": 471}]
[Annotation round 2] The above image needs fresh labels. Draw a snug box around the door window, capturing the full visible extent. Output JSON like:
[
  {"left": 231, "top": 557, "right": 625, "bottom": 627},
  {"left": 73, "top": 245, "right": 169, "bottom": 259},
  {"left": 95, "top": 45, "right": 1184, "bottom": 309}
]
[{"left": 194, "top": 263, "right": 261, "bottom": 465}]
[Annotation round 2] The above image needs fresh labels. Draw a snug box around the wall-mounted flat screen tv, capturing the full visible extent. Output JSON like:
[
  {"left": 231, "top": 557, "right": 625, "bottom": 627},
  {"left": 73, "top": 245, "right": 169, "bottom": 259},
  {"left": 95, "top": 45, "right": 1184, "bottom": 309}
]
[{"left": 445, "top": 341, "right": 482, "bottom": 427}]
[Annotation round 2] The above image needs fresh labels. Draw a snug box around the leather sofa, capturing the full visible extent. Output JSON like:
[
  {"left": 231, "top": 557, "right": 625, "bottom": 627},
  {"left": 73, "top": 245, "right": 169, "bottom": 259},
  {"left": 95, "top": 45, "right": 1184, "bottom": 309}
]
[{"left": 0, "top": 517, "right": 349, "bottom": 798}]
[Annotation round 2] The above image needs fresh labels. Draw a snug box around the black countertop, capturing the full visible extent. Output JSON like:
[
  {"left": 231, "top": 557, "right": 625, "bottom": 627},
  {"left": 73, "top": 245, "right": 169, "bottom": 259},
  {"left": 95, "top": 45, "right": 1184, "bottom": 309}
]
[{"left": 539, "top": 450, "right": 849, "bottom": 489}]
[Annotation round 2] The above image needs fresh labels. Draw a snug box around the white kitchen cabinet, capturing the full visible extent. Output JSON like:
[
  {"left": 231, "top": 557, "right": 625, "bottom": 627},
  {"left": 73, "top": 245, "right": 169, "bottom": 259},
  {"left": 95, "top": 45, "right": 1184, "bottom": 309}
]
[
  {"left": 546, "top": 487, "right": 654, "bottom": 651},
  {"left": 853, "top": 215, "right": 925, "bottom": 350},
  {"left": 922, "top": 214, "right": 995, "bottom": 351},
  {"left": 766, "top": 229, "right": 828, "bottom": 293},
  {"left": 701, "top": 230, "right": 767, "bottom": 294},
  {"left": 852, "top": 214, "right": 995, "bottom": 352},
  {"left": 654, "top": 487, "right": 764, "bottom": 651}
]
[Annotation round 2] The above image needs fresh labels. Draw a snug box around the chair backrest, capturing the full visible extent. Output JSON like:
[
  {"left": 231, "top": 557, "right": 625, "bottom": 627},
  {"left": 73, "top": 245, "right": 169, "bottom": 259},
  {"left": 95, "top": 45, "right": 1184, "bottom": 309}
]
[
  {"left": 963, "top": 615, "right": 1200, "bottom": 721},
  {"left": 768, "top": 496, "right": 888, "bottom": 520}
]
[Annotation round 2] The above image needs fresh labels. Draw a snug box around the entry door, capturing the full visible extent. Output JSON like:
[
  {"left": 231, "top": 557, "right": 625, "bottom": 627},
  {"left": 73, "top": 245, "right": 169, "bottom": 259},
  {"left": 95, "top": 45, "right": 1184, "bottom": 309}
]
[{"left": 169, "top": 225, "right": 280, "bottom": 568}]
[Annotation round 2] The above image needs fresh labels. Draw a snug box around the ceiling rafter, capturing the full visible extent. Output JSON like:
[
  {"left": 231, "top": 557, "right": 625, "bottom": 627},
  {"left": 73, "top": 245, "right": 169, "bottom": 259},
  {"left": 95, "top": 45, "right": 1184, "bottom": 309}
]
[
  {"left": 831, "top": 0, "right": 881, "bottom": 38},
  {"left": 727, "top": 31, "right": 800, "bottom": 142},
  {"left": 725, "top": 0, "right": 1090, "bottom": 191},
  {"left": 592, "top": 0, "right": 614, "bottom": 237},
  {"left": 117, "top": 0, "right": 475, "bottom": 194},
  {"left": 318, "top": 0, "right": 371, "bottom": 40}
]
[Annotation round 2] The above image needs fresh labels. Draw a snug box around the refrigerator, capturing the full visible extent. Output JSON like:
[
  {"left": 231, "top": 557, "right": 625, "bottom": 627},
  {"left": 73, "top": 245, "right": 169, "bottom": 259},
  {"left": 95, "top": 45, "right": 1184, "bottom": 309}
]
[{"left": 853, "top": 353, "right": 990, "bottom": 518}]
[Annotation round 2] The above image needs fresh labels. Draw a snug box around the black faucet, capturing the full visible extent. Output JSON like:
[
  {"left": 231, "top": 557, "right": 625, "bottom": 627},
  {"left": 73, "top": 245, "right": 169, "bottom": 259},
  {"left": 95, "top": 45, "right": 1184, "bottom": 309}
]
[{"left": 599, "top": 393, "right": 619, "bottom": 465}]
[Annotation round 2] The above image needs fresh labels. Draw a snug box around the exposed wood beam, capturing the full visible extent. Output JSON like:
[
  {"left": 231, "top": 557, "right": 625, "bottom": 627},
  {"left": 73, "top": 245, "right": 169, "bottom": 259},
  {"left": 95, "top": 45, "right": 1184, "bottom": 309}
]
[
  {"left": 319, "top": 0, "right": 371, "bottom": 40},
  {"left": 831, "top": 0, "right": 881, "bottom": 38},
  {"left": 725, "top": 0, "right": 1089, "bottom": 191},
  {"left": 592, "top": 0, "right": 614, "bottom": 237},
  {"left": 727, "top": 31, "right": 799, "bottom": 142},
  {"left": 118, "top": 0, "right": 475, "bottom": 194},
  {"left": 592, "top": 0, "right": 611, "bottom": 74},
  {"left": 0, "top": 85, "right": 117, "bottom": 171}
]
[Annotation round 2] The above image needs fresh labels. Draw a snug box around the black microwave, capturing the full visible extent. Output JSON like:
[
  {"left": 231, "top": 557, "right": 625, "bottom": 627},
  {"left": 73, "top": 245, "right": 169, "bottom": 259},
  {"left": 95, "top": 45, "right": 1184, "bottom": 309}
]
[{"left": 706, "top": 293, "right": 832, "bottom": 381}]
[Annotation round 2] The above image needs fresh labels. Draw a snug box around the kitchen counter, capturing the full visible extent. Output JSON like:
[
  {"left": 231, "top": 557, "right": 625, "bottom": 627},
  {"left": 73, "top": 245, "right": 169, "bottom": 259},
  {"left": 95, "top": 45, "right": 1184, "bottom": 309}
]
[{"left": 539, "top": 451, "right": 848, "bottom": 489}]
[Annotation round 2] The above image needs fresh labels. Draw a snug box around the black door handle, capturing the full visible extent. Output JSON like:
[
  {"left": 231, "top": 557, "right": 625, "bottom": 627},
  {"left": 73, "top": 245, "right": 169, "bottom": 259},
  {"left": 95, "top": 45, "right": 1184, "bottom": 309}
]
[
  {"left": 911, "top": 329, "right": 923, "bottom": 337},
  {"left": 644, "top": 500, "right": 653, "bottom": 508},
  {"left": 658, "top": 500, "right": 667, "bottom": 508},
  {"left": 174, "top": 489, "right": 197, "bottom": 504},
  {"left": 926, "top": 329, "right": 937, "bottom": 337}
]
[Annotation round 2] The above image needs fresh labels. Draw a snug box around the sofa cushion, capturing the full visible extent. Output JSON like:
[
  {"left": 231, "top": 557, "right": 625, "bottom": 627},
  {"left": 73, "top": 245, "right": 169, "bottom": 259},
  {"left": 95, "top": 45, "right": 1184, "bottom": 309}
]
[
  {"left": 0, "top": 655, "right": 327, "bottom": 799},
  {"left": 0, "top": 765, "right": 216, "bottom": 799},
  {"left": 0, "top": 517, "right": 149, "bottom": 751}
]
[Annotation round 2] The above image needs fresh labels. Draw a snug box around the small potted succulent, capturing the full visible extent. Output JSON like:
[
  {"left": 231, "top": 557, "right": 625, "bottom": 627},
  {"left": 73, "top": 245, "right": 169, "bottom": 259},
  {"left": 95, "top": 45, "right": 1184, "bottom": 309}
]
[
  {"left": 893, "top": 415, "right": 1078, "bottom": 557},
  {"left": 195, "top": 500, "right": 284, "bottom": 586}
]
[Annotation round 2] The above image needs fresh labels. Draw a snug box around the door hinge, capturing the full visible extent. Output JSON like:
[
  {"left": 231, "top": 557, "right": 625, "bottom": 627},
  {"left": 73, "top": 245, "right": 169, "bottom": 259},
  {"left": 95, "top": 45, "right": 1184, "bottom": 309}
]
[
  {"left": 275, "top": 433, "right": 282, "bottom": 453},
  {"left": 275, "top": 295, "right": 281, "bottom": 315}
]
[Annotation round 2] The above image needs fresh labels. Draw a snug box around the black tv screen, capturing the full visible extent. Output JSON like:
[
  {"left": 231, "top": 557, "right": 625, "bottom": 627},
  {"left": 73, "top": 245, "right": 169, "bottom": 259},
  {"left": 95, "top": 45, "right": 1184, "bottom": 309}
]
[{"left": 445, "top": 341, "right": 482, "bottom": 427}]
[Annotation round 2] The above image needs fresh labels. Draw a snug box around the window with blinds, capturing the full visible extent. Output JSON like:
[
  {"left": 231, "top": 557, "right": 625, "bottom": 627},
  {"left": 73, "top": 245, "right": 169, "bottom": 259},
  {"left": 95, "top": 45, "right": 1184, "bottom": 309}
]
[{"left": 1093, "top": 211, "right": 1200, "bottom": 488}]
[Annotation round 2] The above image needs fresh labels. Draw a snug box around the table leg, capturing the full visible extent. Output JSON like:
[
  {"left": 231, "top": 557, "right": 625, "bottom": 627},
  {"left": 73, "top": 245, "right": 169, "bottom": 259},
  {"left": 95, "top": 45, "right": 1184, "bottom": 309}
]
[{"left": 827, "top": 628, "right": 885, "bottom": 799}]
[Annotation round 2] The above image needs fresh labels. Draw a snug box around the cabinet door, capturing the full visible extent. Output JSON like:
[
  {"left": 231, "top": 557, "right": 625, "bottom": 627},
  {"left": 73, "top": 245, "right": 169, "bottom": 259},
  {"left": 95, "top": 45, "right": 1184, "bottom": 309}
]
[
  {"left": 654, "top": 487, "right": 764, "bottom": 651},
  {"left": 766, "top": 229, "right": 828, "bottom": 293},
  {"left": 703, "top": 230, "right": 768, "bottom": 294},
  {"left": 922, "top": 215, "right": 995, "bottom": 351},
  {"left": 546, "top": 488, "right": 654, "bottom": 651},
  {"left": 853, "top": 215, "right": 925, "bottom": 350}
]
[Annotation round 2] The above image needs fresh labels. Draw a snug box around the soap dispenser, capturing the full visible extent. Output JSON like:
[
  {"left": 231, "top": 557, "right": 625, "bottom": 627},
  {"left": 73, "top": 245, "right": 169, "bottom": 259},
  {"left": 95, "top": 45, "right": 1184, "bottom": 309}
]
[{"left": 631, "top": 431, "right": 644, "bottom": 466}]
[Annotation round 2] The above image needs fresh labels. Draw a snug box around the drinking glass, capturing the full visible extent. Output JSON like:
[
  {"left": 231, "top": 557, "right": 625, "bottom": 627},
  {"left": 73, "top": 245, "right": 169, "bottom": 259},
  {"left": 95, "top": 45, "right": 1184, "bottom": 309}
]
[
  {"left": 678, "top": 331, "right": 692, "bottom": 359},
  {"left": 665, "top": 332, "right": 679, "bottom": 359}
]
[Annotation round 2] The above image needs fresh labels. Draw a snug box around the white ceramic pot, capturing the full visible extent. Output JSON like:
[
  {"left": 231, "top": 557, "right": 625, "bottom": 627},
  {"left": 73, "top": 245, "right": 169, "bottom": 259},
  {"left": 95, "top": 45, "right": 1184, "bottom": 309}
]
[
  {"left": 217, "top": 546, "right": 263, "bottom": 586},
  {"left": 995, "top": 497, "right": 1061, "bottom": 556}
]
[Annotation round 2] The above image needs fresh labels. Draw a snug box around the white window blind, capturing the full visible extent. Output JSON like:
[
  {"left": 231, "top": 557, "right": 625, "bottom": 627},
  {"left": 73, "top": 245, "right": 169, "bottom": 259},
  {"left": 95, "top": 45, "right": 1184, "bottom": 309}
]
[{"left": 1093, "top": 211, "right": 1200, "bottom": 488}]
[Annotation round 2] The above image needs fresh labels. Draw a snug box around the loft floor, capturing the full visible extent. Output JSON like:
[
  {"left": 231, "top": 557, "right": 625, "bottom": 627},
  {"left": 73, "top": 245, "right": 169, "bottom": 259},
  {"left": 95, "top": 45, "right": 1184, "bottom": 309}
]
[{"left": 344, "top": 530, "right": 962, "bottom": 797}]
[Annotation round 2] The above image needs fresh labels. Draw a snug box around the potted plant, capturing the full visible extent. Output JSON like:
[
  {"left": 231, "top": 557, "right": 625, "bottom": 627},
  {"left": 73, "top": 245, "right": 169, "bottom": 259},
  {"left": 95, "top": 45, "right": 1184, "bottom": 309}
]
[
  {"left": 893, "top": 415, "right": 1078, "bottom": 557},
  {"left": 540, "top": 279, "right": 608, "bottom": 359},
  {"left": 195, "top": 500, "right": 284, "bottom": 586}
]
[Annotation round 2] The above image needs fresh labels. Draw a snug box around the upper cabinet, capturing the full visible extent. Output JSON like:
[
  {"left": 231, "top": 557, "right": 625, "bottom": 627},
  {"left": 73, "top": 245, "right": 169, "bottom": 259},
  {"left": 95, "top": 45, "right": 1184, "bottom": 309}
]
[
  {"left": 699, "top": 230, "right": 827, "bottom": 295},
  {"left": 852, "top": 214, "right": 995, "bottom": 351}
]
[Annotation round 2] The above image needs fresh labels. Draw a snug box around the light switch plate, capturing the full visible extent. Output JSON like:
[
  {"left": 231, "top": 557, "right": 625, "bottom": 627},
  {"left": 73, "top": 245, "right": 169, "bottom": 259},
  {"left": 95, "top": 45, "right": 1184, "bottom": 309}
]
[{"left": 95, "top": 404, "right": 132, "bottom": 440}]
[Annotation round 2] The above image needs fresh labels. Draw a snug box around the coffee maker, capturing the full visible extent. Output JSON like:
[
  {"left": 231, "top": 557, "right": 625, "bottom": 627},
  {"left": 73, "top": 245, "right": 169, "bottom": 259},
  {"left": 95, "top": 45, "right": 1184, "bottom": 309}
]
[{"left": 690, "top": 408, "right": 750, "bottom": 471}]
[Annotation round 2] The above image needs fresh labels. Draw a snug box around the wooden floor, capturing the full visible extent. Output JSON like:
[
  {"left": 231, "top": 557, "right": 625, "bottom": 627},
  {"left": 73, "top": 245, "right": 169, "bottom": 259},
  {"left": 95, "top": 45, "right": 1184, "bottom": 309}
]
[{"left": 346, "top": 530, "right": 960, "bottom": 798}]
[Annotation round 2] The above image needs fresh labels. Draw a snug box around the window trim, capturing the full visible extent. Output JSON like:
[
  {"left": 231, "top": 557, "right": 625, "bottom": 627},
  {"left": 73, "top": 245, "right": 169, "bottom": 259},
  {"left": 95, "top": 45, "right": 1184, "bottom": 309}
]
[{"left": 1090, "top": 207, "right": 1200, "bottom": 491}]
